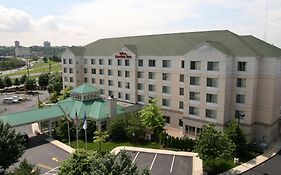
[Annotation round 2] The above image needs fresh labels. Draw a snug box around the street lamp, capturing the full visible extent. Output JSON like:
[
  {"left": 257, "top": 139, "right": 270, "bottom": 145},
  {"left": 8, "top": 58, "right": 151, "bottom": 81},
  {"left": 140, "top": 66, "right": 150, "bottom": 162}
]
[{"left": 237, "top": 113, "right": 245, "bottom": 129}]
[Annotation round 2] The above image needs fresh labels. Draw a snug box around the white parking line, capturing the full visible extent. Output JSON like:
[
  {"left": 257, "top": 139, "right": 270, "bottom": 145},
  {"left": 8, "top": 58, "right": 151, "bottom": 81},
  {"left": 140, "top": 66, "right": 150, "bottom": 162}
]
[
  {"left": 150, "top": 153, "right": 157, "bottom": 170},
  {"left": 132, "top": 151, "right": 139, "bottom": 164},
  {"left": 170, "top": 155, "right": 175, "bottom": 173},
  {"left": 42, "top": 166, "right": 59, "bottom": 175}
]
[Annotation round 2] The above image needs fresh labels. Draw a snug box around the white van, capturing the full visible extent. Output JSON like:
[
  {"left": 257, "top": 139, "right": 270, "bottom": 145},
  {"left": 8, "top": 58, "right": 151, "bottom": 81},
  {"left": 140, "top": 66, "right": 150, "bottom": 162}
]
[{"left": 3, "top": 97, "right": 13, "bottom": 104}]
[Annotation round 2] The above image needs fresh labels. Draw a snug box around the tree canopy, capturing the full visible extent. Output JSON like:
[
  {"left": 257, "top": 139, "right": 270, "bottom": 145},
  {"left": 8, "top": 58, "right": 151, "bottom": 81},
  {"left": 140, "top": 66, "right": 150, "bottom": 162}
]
[
  {"left": 4, "top": 76, "right": 12, "bottom": 87},
  {"left": 38, "top": 73, "right": 49, "bottom": 87},
  {"left": 58, "top": 150, "right": 149, "bottom": 175},
  {"left": 20, "top": 74, "right": 27, "bottom": 84},
  {"left": 93, "top": 130, "right": 109, "bottom": 153},
  {"left": 0, "top": 122, "right": 25, "bottom": 171},
  {"left": 24, "top": 76, "right": 36, "bottom": 91},
  {"left": 194, "top": 124, "right": 235, "bottom": 162},
  {"left": 7, "top": 159, "right": 40, "bottom": 175}
]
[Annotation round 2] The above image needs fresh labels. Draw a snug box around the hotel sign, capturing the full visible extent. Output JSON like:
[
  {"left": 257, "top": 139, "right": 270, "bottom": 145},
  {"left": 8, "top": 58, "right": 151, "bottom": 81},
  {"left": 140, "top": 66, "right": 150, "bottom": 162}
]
[{"left": 115, "top": 52, "right": 132, "bottom": 58}]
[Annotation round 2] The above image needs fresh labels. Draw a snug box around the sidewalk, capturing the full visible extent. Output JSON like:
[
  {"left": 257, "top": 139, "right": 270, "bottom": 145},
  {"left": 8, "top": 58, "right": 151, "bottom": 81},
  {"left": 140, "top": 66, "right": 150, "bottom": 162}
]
[{"left": 221, "top": 139, "right": 281, "bottom": 175}]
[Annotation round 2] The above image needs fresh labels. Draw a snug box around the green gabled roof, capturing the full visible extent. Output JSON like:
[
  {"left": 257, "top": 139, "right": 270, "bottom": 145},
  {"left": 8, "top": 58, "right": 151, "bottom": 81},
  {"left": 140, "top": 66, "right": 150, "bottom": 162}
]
[
  {"left": 240, "top": 35, "right": 281, "bottom": 57},
  {"left": 83, "top": 30, "right": 280, "bottom": 57},
  {"left": 68, "top": 46, "right": 85, "bottom": 56},
  {"left": 205, "top": 41, "right": 232, "bottom": 55},
  {"left": 0, "top": 105, "right": 64, "bottom": 127},
  {"left": 71, "top": 83, "right": 100, "bottom": 94}
]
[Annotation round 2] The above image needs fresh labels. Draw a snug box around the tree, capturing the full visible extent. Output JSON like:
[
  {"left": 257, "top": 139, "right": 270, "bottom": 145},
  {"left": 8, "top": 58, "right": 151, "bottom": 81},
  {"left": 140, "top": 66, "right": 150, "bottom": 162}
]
[
  {"left": 194, "top": 124, "right": 235, "bottom": 163},
  {"left": 139, "top": 99, "right": 164, "bottom": 141},
  {"left": 225, "top": 120, "right": 248, "bottom": 158},
  {"left": 108, "top": 117, "right": 128, "bottom": 141},
  {"left": 93, "top": 130, "right": 109, "bottom": 153},
  {"left": 58, "top": 150, "right": 149, "bottom": 175},
  {"left": 43, "top": 56, "right": 48, "bottom": 63},
  {"left": 58, "top": 86, "right": 72, "bottom": 101},
  {"left": 0, "top": 77, "right": 5, "bottom": 89},
  {"left": 38, "top": 73, "right": 49, "bottom": 87},
  {"left": 4, "top": 76, "right": 12, "bottom": 87},
  {"left": 20, "top": 74, "right": 27, "bottom": 84},
  {"left": 48, "top": 72, "right": 62, "bottom": 94},
  {"left": 0, "top": 122, "right": 25, "bottom": 172},
  {"left": 14, "top": 78, "right": 20, "bottom": 86},
  {"left": 8, "top": 159, "right": 40, "bottom": 175},
  {"left": 24, "top": 77, "right": 36, "bottom": 91}
]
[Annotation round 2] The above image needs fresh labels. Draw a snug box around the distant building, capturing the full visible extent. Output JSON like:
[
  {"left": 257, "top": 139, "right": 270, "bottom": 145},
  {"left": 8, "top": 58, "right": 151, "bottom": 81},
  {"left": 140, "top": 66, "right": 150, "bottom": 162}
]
[
  {"left": 15, "top": 47, "right": 31, "bottom": 58},
  {"left": 15, "top": 41, "right": 20, "bottom": 48},
  {"left": 43, "top": 41, "right": 51, "bottom": 48}
]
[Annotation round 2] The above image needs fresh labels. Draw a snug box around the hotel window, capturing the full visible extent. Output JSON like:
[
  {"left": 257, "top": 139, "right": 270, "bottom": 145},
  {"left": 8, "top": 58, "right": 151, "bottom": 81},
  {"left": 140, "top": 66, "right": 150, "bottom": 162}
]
[
  {"left": 206, "top": 94, "right": 218, "bottom": 103},
  {"left": 190, "top": 91, "right": 200, "bottom": 101},
  {"left": 162, "top": 86, "right": 171, "bottom": 94},
  {"left": 179, "top": 101, "right": 184, "bottom": 109},
  {"left": 162, "top": 99, "right": 170, "bottom": 107},
  {"left": 91, "top": 78, "right": 95, "bottom": 83},
  {"left": 236, "top": 94, "right": 245, "bottom": 104},
  {"left": 125, "top": 93, "right": 130, "bottom": 100},
  {"left": 118, "top": 70, "right": 122, "bottom": 77},
  {"left": 138, "top": 83, "right": 144, "bottom": 90},
  {"left": 100, "top": 79, "right": 104, "bottom": 85},
  {"left": 99, "top": 69, "right": 104, "bottom": 75},
  {"left": 125, "top": 71, "right": 130, "bottom": 78},
  {"left": 91, "top": 68, "right": 96, "bottom": 74},
  {"left": 149, "top": 72, "right": 156, "bottom": 79},
  {"left": 118, "top": 81, "right": 122, "bottom": 88},
  {"left": 149, "top": 84, "right": 156, "bottom": 92},
  {"left": 207, "top": 62, "right": 219, "bottom": 71},
  {"left": 162, "top": 73, "right": 171, "bottom": 81},
  {"left": 190, "top": 77, "right": 200, "bottom": 85},
  {"left": 180, "top": 74, "right": 184, "bottom": 82},
  {"left": 137, "top": 71, "right": 144, "bottom": 78},
  {"left": 190, "top": 61, "right": 201, "bottom": 70},
  {"left": 100, "top": 89, "right": 104, "bottom": 95},
  {"left": 235, "top": 110, "right": 245, "bottom": 119},
  {"left": 99, "top": 59, "right": 104, "bottom": 65},
  {"left": 108, "top": 59, "right": 112, "bottom": 65},
  {"left": 84, "top": 77, "right": 88, "bottom": 83},
  {"left": 63, "top": 59, "right": 66, "bottom": 64},
  {"left": 118, "top": 92, "right": 122, "bottom": 99},
  {"left": 69, "top": 68, "right": 73, "bottom": 73},
  {"left": 69, "top": 59, "right": 72, "bottom": 64},
  {"left": 163, "top": 116, "right": 170, "bottom": 124},
  {"left": 163, "top": 60, "right": 171, "bottom": 68},
  {"left": 179, "top": 119, "right": 183, "bottom": 126},
  {"left": 84, "top": 59, "right": 87, "bottom": 64},
  {"left": 237, "top": 78, "right": 246, "bottom": 88},
  {"left": 108, "top": 70, "right": 112, "bottom": 76},
  {"left": 64, "top": 76, "right": 68, "bottom": 81},
  {"left": 181, "top": 60, "right": 185, "bottom": 68},
  {"left": 69, "top": 77, "right": 73, "bottom": 82},
  {"left": 149, "top": 60, "right": 156, "bottom": 67},
  {"left": 117, "top": 59, "right": 122, "bottom": 66},
  {"left": 238, "top": 62, "right": 247, "bottom": 71},
  {"left": 179, "top": 88, "right": 184, "bottom": 96},
  {"left": 125, "top": 82, "right": 130, "bottom": 89},
  {"left": 91, "top": 59, "right": 95, "bottom": 64},
  {"left": 84, "top": 68, "right": 87, "bottom": 74},
  {"left": 63, "top": 68, "right": 67, "bottom": 73},
  {"left": 109, "top": 90, "right": 113, "bottom": 96},
  {"left": 207, "top": 78, "right": 218, "bottom": 87},
  {"left": 108, "top": 80, "right": 113, "bottom": 86},
  {"left": 138, "top": 60, "right": 143, "bottom": 67},
  {"left": 189, "top": 106, "right": 199, "bottom": 115},
  {"left": 125, "top": 60, "right": 130, "bottom": 66},
  {"left": 138, "top": 95, "right": 144, "bottom": 102},
  {"left": 206, "top": 109, "right": 217, "bottom": 119}
]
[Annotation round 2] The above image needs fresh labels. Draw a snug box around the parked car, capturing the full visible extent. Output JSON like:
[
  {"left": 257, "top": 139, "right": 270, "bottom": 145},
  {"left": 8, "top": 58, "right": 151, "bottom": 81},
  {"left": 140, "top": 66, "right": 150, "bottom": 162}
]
[{"left": 19, "top": 132, "right": 30, "bottom": 147}]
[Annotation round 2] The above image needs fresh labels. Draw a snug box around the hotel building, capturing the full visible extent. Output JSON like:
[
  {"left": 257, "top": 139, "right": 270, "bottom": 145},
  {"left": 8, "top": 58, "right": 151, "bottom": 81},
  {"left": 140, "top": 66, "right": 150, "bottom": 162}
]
[{"left": 61, "top": 30, "right": 281, "bottom": 144}]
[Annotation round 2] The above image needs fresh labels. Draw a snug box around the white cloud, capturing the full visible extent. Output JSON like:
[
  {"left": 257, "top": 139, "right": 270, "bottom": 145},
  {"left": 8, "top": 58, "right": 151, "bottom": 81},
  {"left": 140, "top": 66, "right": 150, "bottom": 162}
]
[{"left": 0, "top": 0, "right": 280, "bottom": 47}]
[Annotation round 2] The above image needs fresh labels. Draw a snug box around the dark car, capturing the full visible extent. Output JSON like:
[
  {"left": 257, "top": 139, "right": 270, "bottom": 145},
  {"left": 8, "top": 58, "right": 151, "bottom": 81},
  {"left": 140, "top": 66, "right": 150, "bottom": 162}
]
[{"left": 19, "top": 133, "right": 30, "bottom": 147}]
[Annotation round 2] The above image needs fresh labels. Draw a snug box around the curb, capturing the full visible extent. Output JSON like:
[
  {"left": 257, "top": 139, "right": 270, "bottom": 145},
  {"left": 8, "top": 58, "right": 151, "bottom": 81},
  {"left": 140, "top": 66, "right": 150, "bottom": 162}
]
[{"left": 44, "top": 137, "right": 75, "bottom": 154}]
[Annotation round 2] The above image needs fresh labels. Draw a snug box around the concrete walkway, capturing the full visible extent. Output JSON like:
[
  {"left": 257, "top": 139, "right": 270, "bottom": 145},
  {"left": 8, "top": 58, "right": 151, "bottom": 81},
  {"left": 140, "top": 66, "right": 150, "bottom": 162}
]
[{"left": 221, "top": 139, "right": 281, "bottom": 175}]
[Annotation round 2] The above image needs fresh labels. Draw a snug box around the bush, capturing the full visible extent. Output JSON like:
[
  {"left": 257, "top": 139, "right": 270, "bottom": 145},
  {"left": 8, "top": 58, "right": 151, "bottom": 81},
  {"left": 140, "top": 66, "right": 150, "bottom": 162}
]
[
  {"left": 159, "top": 132, "right": 195, "bottom": 151},
  {"left": 204, "top": 159, "right": 235, "bottom": 175}
]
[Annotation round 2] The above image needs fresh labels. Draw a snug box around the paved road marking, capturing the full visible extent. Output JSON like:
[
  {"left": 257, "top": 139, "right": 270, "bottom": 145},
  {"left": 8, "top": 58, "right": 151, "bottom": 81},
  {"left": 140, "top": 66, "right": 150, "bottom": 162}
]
[
  {"left": 52, "top": 157, "right": 59, "bottom": 162},
  {"left": 38, "top": 163, "right": 53, "bottom": 170},
  {"left": 42, "top": 166, "right": 59, "bottom": 175},
  {"left": 150, "top": 153, "right": 157, "bottom": 170},
  {"left": 170, "top": 155, "right": 176, "bottom": 173},
  {"left": 132, "top": 152, "right": 139, "bottom": 164}
]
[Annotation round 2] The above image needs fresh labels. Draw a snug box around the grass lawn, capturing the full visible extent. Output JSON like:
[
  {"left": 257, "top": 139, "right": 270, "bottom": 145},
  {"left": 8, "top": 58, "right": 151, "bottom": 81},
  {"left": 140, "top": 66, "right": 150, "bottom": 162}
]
[
  {"left": 1, "top": 63, "right": 61, "bottom": 77},
  {"left": 69, "top": 140, "right": 161, "bottom": 152}
]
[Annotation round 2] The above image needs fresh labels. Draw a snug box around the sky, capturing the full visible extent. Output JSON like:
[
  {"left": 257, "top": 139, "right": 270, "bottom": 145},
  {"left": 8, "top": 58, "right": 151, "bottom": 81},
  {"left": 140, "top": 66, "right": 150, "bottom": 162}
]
[{"left": 0, "top": 0, "right": 280, "bottom": 47}]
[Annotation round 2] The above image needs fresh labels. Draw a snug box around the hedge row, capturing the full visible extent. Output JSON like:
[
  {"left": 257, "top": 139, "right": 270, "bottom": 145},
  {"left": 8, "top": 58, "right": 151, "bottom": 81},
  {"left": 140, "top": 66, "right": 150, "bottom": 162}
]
[{"left": 159, "top": 132, "right": 195, "bottom": 151}]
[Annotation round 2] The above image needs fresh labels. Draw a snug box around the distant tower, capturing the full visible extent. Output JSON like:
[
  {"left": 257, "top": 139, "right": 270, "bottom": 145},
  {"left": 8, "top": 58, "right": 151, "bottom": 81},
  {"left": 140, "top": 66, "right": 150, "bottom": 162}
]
[
  {"left": 15, "top": 41, "right": 20, "bottom": 48},
  {"left": 43, "top": 41, "right": 51, "bottom": 48}
]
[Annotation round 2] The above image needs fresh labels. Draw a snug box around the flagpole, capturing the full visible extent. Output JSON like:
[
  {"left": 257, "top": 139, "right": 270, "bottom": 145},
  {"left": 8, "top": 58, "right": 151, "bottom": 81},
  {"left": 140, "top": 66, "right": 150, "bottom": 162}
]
[
  {"left": 67, "top": 121, "right": 71, "bottom": 146},
  {"left": 85, "top": 129, "right": 87, "bottom": 150}
]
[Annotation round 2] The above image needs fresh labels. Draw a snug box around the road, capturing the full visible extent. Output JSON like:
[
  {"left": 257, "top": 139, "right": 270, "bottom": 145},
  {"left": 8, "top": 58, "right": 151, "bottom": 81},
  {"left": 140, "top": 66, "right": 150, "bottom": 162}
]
[{"left": 8, "top": 134, "right": 70, "bottom": 175}]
